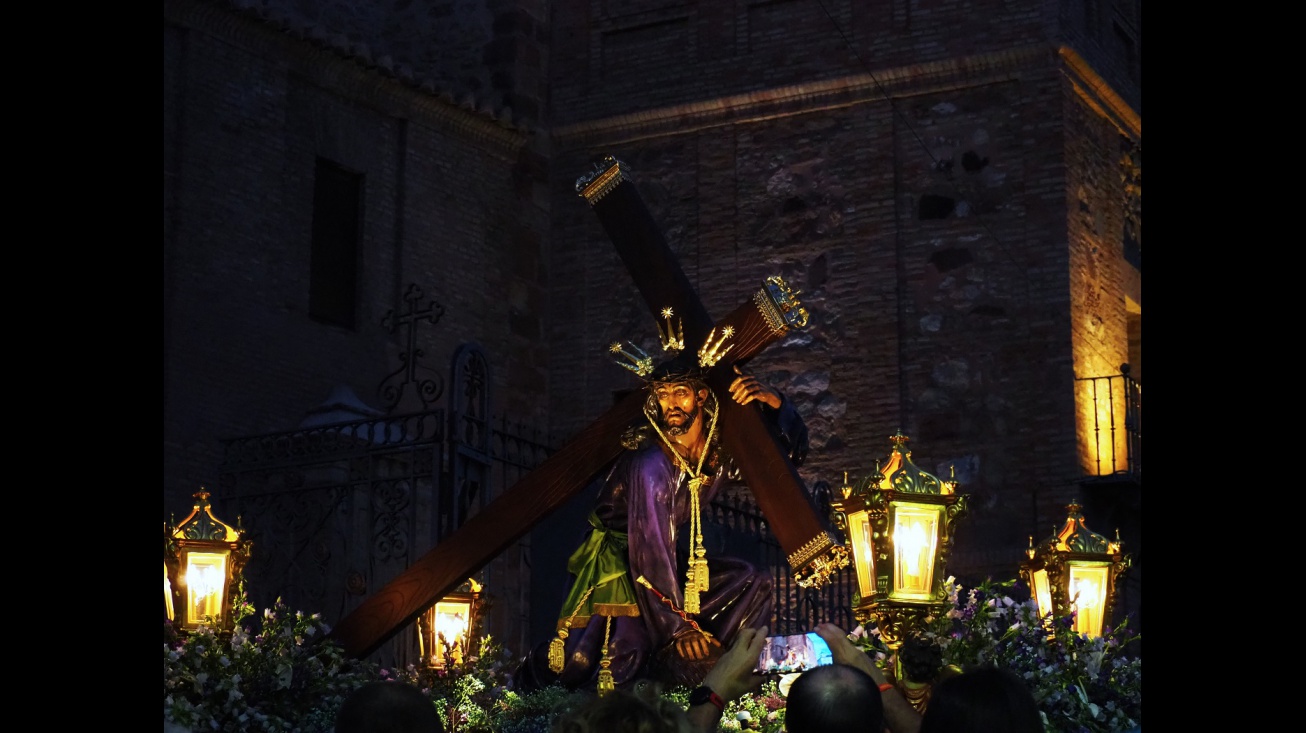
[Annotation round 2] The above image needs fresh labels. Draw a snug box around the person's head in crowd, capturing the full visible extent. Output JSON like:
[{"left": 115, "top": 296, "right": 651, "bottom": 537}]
[
  {"left": 783, "top": 663, "right": 884, "bottom": 733},
  {"left": 550, "top": 684, "right": 694, "bottom": 733},
  {"left": 918, "top": 666, "right": 1043, "bottom": 733},
  {"left": 334, "top": 680, "right": 444, "bottom": 733}
]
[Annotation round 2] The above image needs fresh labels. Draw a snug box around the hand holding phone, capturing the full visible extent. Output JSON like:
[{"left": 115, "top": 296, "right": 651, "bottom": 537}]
[{"left": 752, "top": 631, "right": 834, "bottom": 674}]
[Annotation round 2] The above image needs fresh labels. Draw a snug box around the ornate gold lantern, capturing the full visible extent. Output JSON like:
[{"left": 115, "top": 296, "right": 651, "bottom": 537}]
[
  {"left": 830, "top": 430, "right": 969, "bottom": 652},
  {"left": 1019, "top": 503, "right": 1129, "bottom": 638},
  {"left": 164, "top": 488, "right": 251, "bottom": 633},
  {"left": 418, "top": 578, "right": 483, "bottom": 669}
]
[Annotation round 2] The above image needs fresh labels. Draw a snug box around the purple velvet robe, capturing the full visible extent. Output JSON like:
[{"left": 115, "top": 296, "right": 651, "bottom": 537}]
[{"left": 514, "top": 395, "right": 808, "bottom": 691}]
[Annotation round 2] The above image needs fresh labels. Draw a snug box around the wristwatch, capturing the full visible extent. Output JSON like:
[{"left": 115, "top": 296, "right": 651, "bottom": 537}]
[{"left": 688, "top": 685, "right": 725, "bottom": 712}]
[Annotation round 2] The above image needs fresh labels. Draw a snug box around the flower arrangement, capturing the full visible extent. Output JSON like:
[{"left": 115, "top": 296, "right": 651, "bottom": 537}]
[
  {"left": 163, "top": 577, "right": 1139, "bottom": 733},
  {"left": 847, "top": 577, "right": 1141, "bottom": 733},
  {"left": 164, "top": 598, "right": 379, "bottom": 732},
  {"left": 933, "top": 577, "right": 1141, "bottom": 733},
  {"left": 718, "top": 679, "right": 787, "bottom": 732}
]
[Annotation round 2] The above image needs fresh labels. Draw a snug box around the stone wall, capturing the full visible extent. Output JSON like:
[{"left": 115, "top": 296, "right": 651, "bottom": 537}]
[
  {"left": 164, "top": 0, "right": 550, "bottom": 658},
  {"left": 164, "top": 0, "right": 1142, "bottom": 657}
]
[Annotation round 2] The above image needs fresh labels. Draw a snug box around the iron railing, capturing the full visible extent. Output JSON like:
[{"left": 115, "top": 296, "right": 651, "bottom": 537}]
[
  {"left": 1074, "top": 364, "right": 1142, "bottom": 481},
  {"left": 215, "top": 411, "right": 848, "bottom": 660},
  {"left": 707, "top": 488, "right": 856, "bottom": 636}
]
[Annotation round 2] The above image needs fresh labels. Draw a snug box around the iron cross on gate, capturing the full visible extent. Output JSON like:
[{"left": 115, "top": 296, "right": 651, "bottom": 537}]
[
  {"left": 327, "top": 156, "right": 849, "bottom": 660},
  {"left": 377, "top": 283, "right": 447, "bottom": 411}
]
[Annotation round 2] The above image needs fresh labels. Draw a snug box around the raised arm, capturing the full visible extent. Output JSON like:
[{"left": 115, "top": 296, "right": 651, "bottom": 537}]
[
  {"left": 813, "top": 623, "right": 922, "bottom": 733},
  {"left": 686, "top": 624, "right": 768, "bottom": 732},
  {"left": 728, "top": 366, "right": 809, "bottom": 466}
]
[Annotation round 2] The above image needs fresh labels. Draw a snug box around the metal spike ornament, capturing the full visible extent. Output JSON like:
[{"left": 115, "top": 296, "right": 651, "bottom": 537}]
[
  {"left": 657, "top": 307, "right": 684, "bottom": 354},
  {"left": 610, "top": 341, "right": 654, "bottom": 377},
  {"left": 697, "top": 325, "right": 735, "bottom": 368}
]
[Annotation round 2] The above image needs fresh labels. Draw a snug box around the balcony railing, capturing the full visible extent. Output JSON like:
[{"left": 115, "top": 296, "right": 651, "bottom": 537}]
[{"left": 1074, "top": 364, "right": 1141, "bottom": 481}]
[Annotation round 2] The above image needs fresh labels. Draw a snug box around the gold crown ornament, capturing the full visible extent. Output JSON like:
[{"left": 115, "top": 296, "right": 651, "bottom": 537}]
[
  {"left": 609, "top": 341, "right": 655, "bottom": 377},
  {"left": 657, "top": 307, "right": 684, "bottom": 354},
  {"left": 696, "top": 325, "right": 735, "bottom": 368}
]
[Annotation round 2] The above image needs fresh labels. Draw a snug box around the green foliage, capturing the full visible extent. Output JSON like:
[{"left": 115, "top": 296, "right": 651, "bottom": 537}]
[
  {"left": 164, "top": 579, "right": 1140, "bottom": 733},
  {"left": 716, "top": 679, "right": 787, "bottom": 732},
  {"left": 164, "top": 599, "right": 584, "bottom": 733}
]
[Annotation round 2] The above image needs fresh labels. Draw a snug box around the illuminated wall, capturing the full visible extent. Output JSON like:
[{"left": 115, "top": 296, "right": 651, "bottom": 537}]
[{"left": 1064, "top": 63, "right": 1141, "bottom": 478}]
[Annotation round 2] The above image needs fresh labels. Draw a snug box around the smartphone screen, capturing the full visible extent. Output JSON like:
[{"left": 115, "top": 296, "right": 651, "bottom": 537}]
[{"left": 753, "top": 631, "right": 834, "bottom": 674}]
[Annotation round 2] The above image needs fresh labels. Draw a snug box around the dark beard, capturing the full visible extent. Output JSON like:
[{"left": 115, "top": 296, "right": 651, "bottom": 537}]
[{"left": 662, "top": 404, "right": 700, "bottom": 436}]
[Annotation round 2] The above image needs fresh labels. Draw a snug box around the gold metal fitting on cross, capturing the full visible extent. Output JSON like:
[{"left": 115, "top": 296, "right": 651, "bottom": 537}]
[
  {"left": 788, "top": 532, "right": 851, "bottom": 589},
  {"left": 754, "top": 275, "right": 809, "bottom": 335},
  {"left": 793, "top": 543, "right": 852, "bottom": 589},
  {"left": 576, "top": 155, "right": 628, "bottom": 205}
]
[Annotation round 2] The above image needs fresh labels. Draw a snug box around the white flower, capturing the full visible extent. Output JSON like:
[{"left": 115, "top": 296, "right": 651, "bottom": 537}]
[
  {"left": 736, "top": 711, "right": 752, "bottom": 721},
  {"left": 1084, "top": 650, "right": 1104, "bottom": 677},
  {"left": 777, "top": 672, "right": 803, "bottom": 698}
]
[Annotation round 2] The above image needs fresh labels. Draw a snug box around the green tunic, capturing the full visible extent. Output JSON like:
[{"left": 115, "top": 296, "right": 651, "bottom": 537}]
[{"left": 557, "top": 511, "right": 640, "bottom": 629}]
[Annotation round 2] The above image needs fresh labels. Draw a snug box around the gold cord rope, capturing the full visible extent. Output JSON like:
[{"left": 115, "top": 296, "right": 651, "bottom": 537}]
[
  {"left": 645, "top": 393, "right": 719, "bottom": 614},
  {"left": 548, "top": 584, "right": 597, "bottom": 672}
]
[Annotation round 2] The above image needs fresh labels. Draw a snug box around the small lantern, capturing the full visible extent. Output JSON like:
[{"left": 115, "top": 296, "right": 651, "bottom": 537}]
[
  {"left": 1019, "top": 503, "right": 1129, "bottom": 638},
  {"left": 830, "top": 430, "right": 969, "bottom": 652},
  {"left": 164, "top": 488, "right": 251, "bottom": 633},
  {"left": 418, "top": 578, "right": 483, "bottom": 669}
]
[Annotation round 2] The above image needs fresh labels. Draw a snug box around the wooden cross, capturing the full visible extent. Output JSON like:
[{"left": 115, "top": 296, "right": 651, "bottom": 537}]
[{"left": 328, "top": 156, "right": 848, "bottom": 659}]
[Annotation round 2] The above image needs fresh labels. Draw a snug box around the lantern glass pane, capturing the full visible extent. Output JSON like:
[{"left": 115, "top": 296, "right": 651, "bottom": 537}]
[
  {"left": 184, "top": 551, "right": 228, "bottom": 626},
  {"left": 1032, "top": 568, "right": 1052, "bottom": 620},
  {"left": 1068, "top": 562, "right": 1110, "bottom": 637},
  {"left": 428, "top": 599, "right": 472, "bottom": 667},
  {"left": 165, "top": 563, "right": 175, "bottom": 622},
  {"left": 892, "top": 504, "right": 940, "bottom": 599},
  {"left": 846, "top": 510, "right": 876, "bottom": 599}
]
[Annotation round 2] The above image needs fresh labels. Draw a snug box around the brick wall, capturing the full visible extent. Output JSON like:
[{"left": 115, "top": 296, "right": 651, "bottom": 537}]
[
  {"left": 541, "top": 0, "right": 1140, "bottom": 627},
  {"left": 163, "top": 0, "right": 551, "bottom": 657},
  {"left": 164, "top": 0, "right": 1141, "bottom": 656}
]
